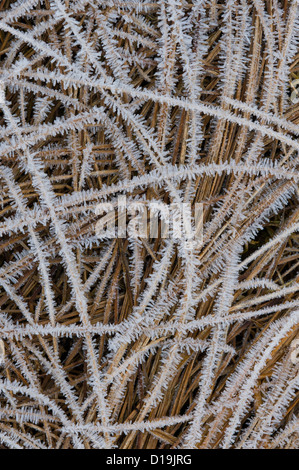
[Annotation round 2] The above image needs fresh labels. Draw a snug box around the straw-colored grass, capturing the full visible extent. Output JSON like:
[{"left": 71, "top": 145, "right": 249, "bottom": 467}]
[{"left": 0, "top": 0, "right": 298, "bottom": 449}]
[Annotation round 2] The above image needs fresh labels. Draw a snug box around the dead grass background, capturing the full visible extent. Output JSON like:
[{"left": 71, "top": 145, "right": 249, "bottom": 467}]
[{"left": 0, "top": 0, "right": 298, "bottom": 449}]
